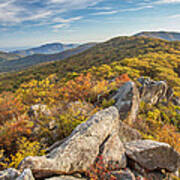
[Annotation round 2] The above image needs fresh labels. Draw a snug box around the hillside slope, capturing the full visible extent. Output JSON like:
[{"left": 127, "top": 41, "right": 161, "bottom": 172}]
[
  {"left": 0, "top": 51, "right": 22, "bottom": 61},
  {"left": 0, "top": 36, "right": 180, "bottom": 92},
  {"left": 135, "top": 31, "right": 180, "bottom": 41},
  {"left": 0, "top": 35, "right": 179, "bottom": 179}
]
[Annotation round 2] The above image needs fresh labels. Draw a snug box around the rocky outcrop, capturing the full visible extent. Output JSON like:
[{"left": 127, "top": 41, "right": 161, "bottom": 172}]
[
  {"left": 111, "top": 169, "right": 136, "bottom": 180},
  {"left": 2, "top": 77, "right": 180, "bottom": 180},
  {"left": 137, "top": 77, "right": 171, "bottom": 105},
  {"left": 16, "top": 169, "right": 34, "bottom": 180},
  {"left": 112, "top": 81, "right": 140, "bottom": 124},
  {"left": 125, "top": 140, "right": 180, "bottom": 173},
  {"left": 0, "top": 168, "right": 20, "bottom": 180},
  {"left": 45, "top": 176, "right": 87, "bottom": 180},
  {"left": 19, "top": 107, "right": 126, "bottom": 178},
  {"left": 118, "top": 121, "right": 142, "bottom": 143},
  {"left": 100, "top": 132, "right": 126, "bottom": 170}
]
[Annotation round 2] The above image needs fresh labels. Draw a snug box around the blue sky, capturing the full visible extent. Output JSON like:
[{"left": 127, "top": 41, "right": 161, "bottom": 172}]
[{"left": 0, "top": 0, "right": 180, "bottom": 51}]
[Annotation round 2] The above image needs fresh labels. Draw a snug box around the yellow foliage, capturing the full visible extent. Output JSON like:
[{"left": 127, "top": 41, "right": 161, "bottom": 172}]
[{"left": 0, "top": 137, "right": 45, "bottom": 169}]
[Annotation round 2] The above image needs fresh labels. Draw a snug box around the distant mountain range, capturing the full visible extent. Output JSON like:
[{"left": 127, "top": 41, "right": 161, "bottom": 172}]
[
  {"left": 135, "top": 31, "right": 180, "bottom": 41},
  {"left": 11, "top": 43, "right": 79, "bottom": 56},
  {"left": 0, "top": 43, "right": 96, "bottom": 73},
  {"left": 0, "top": 51, "right": 22, "bottom": 61}
]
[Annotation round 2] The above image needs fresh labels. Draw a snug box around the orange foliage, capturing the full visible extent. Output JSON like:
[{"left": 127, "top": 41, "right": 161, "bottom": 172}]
[
  {"left": 60, "top": 73, "right": 109, "bottom": 102},
  {"left": 0, "top": 115, "right": 32, "bottom": 152},
  {"left": 60, "top": 73, "right": 131, "bottom": 103},
  {"left": 115, "top": 74, "right": 131, "bottom": 87},
  {"left": 0, "top": 92, "right": 24, "bottom": 125},
  {"left": 156, "top": 124, "right": 180, "bottom": 153},
  {"left": 61, "top": 73, "right": 93, "bottom": 101}
]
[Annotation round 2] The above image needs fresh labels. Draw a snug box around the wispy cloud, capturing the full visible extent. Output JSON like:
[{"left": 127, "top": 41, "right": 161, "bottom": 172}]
[
  {"left": 89, "top": 6, "right": 112, "bottom": 10},
  {"left": 154, "top": 0, "right": 180, "bottom": 4},
  {"left": 53, "top": 16, "right": 82, "bottom": 23},
  {"left": 0, "top": 0, "right": 102, "bottom": 27},
  {"left": 53, "top": 23, "right": 69, "bottom": 29},
  {"left": 169, "top": 14, "right": 180, "bottom": 18},
  {"left": 91, "top": 5, "right": 153, "bottom": 16},
  {"left": 52, "top": 16, "right": 83, "bottom": 32},
  {"left": 92, "top": 10, "right": 118, "bottom": 16},
  {"left": 119, "top": 5, "right": 153, "bottom": 12}
]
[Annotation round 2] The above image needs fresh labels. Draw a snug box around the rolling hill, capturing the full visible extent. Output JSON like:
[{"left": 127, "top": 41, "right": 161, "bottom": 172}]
[
  {"left": 11, "top": 43, "right": 79, "bottom": 56},
  {"left": 0, "top": 36, "right": 180, "bottom": 92},
  {"left": 0, "top": 43, "right": 96, "bottom": 73},
  {"left": 135, "top": 31, "right": 180, "bottom": 41},
  {"left": 0, "top": 51, "right": 22, "bottom": 61}
]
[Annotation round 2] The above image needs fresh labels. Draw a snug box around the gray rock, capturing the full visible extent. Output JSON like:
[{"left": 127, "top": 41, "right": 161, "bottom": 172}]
[
  {"left": 0, "top": 168, "right": 20, "bottom": 180},
  {"left": 45, "top": 176, "right": 87, "bottom": 180},
  {"left": 28, "top": 104, "right": 51, "bottom": 118},
  {"left": 16, "top": 169, "right": 34, "bottom": 180},
  {"left": 125, "top": 140, "right": 180, "bottom": 172},
  {"left": 172, "top": 96, "right": 180, "bottom": 106},
  {"left": 100, "top": 131, "right": 127, "bottom": 170},
  {"left": 138, "top": 77, "right": 169, "bottom": 105},
  {"left": 19, "top": 106, "right": 126, "bottom": 178},
  {"left": 118, "top": 121, "right": 142, "bottom": 143},
  {"left": 111, "top": 169, "right": 136, "bottom": 180},
  {"left": 112, "top": 81, "right": 140, "bottom": 124}
]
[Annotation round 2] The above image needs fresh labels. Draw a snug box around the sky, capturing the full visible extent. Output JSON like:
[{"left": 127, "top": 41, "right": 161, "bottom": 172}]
[{"left": 0, "top": 0, "right": 180, "bottom": 51}]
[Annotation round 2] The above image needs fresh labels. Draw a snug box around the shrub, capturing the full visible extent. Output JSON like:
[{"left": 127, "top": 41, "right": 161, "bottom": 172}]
[
  {"left": 86, "top": 155, "right": 117, "bottom": 180},
  {"left": 0, "top": 92, "right": 24, "bottom": 125},
  {"left": 55, "top": 101, "right": 98, "bottom": 139},
  {"left": 155, "top": 124, "right": 180, "bottom": 153},
  {"left": 0, "top": 115, "right": 32, "bottom": 152},
  {"left": 0, "top": 137, "right": 45, "bottom": 169}
]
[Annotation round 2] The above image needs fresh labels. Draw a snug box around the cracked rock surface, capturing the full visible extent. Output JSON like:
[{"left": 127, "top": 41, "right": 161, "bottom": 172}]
[
  {"left": 19, "top": 106, "right": 126, "bottom": 178},
  {"left": 125, "top": 140, "right": 180, "bottom": 172}
]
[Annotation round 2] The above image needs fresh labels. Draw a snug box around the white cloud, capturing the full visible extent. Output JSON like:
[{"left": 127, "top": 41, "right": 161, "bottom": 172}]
[
  {"left": 89, "top": 6, "right": 112, "bottom": 10},
  {"left": 92, "top": 10, "right": 118, "bottom": 16},
  {"left": 48, "top": 0, "right": 104, "bottom": 10},
  {"left": 155, "top": 0, "right": 180, "bottom": 4},
  {"left": 169, "top": 14, "right": 180, "bottom": 18},
  {"left": 52, "top": 23, "right": 69, "bottom": 32},
  {"left": 53, "top": 16, "right": 82, "bottom": 23},
  {"left": 91, "top": 5, "right": 152, "bottom": 16},
  {"left": 53, "top": 23, "right": 68, "bottom": 29},
  {"left": 119, "top": 5, "right": 153, "bottom": 12},
  {"left": 0, "top": 0, "right": 102, "bottom": 27}
]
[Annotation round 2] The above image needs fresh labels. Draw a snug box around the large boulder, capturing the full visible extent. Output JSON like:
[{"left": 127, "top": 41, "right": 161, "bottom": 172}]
[
  {"left": 112, "top": 81, "right": 140, "bottom": 124},
  {"left": 111, "top": 169, "right": 136, "bottom": 180},
  {"left": 125, "top": 140, "right": 180, "bottom": 172},
  {"left": 19, "top": 106, "right": 126, "bottom": 178},
  {"left": 0, "top": 168, "right": 20, "bottom": 180},
  {"left": 16, "top": 169, "right": 34, "bottom": 180},
  {"left": 118, "top": 121, "right": 142, "bottom": 143},
  {"left": 100, "top": 131, "right": 127, "bottom": 170},
  {"left": 45, "top": 176, "right": 87, "bottom": 180},
  {"left": 137, "top": 77, "right": 170, "bottom": 105}
]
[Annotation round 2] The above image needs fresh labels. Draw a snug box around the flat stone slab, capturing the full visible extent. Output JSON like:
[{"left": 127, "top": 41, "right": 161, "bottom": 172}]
[{"left": 125, "top": 140, "right": 180, "bottom": 172}]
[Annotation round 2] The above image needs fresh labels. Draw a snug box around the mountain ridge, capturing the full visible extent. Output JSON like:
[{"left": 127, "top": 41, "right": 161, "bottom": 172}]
[
  {"left": 0, "top": 35, "right": 180, "bottom": 92},
  {"left": 0, "top": 51, "right": 23, "bottom": 61},
  {"left": 0, "top": 43, "right": 96, "bottom": 74},
  {"left": 135, "top": 31, "right": 180, "bottom": 41},
  {"left": 11, "top": 42, "right": 80, "bottom": 56}
]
